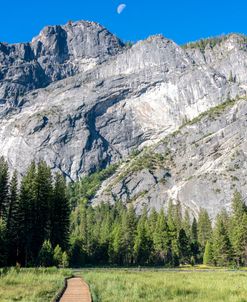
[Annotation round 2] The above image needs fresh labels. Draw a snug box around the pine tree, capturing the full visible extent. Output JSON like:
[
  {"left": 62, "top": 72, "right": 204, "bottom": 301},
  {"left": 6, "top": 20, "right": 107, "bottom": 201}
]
[
  {"left": 33, "top": 162, "right": 53, "bottom": 257},
  {"left": 238, "top": 213, "right": 247, "bottom": 266},
  {"left": 178, "top": 228, "right": 191, "bottom": 264},
  {"left": 0, "top": 218, "right": 6, "bottom": 266},
  {"left": 121, "top": 205, "right": 137, "bottom": 265},
  {"left": 153, "top": 210, "right": 170, "bottom": 265},
  {"left": 231, "top": 191, "right": 246, "bottom": 216},
  {"left": 91, "top": 203, "right": 111, "bottom": 264},
  {"left": 147, "top": 207, "right": 158, "bottom": 257},
  {"left": 70, "top": 204, "right": 88, "bottom": 256},
  {"left": 70, "top": 238, "right": 86, "bottom": 267},
  {"left": 97, "top": 203, "right": 111, "bottom": 244},
  {"left": 0, "top": 157, "right": 9, "bottom": 219},
  {"left": 213, "top": 213, "right": 232, "bottom": 266},
  {"left": 0, "top": 156, "right": 8, "bottom": 266},
  {"left": 38, "top": 240, "right": 54, "bottom": 267},
  {"left": 110, "top": 222, "right": 124, "bottom": 265},
  {"left": 182, "top": 209, "right": 191, "bottom": 238},
  {"left": 203, "top": 241, "right": 214, "bottom": 265},
  {"left": 62, "top": 251, "right": 69, "bottom": 268},
  {"left": 147, "top": 208, "right": 158, "bottom": 237},
  {"left": 190, "top": 217, "right": 200, "bottom": 263},
  {"left": 17, "top": 162, "right": 36, "bottom": 266},
  {"left": 173, "top": 201, "right": 182, "bottom": 231},
  {"left": 53, "top": 245, "right": 63, "bottom": 267},
  {"left": 6, "top": 171, "right": 19, "bottom": 265},
  {"left": 50, "top": 173, "right": 70, "bottom": 250},
  {"left": 191, "top": 218, "right": 198, "bottom": 242},
  {"left": 86, "top": 206, "right": 97, "bottom": 262},
  {"left": 96, "top": 203, "right": 113, "bottom": 264},
  {"left": 167, "top": 201, "right": 179, "bottom": 266},
  {"left": 108, "top": 203, "right": 126, "bottom": 265},
  {"left": 134, "top": 211, "right": 150, "bottom": 265},
  {"left": 230, "top": 191, "right": 247, "bottom": 265},
  {"left": 198, "top": 209, "right": 212, "bottom": 249},
  {"left": 231, "top": 212, "right": 247, "bottom": 266}
]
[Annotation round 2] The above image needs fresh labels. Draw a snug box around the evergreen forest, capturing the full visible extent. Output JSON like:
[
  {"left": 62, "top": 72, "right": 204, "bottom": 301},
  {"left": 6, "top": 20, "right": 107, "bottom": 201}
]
[{"left": 1, "top": 157, "right": 247, "bottom": 268}]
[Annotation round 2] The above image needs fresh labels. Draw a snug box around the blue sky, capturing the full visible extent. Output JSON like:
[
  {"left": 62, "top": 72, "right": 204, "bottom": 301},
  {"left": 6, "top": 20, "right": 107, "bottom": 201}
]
[{"left": 0, "top": 0, "right": 246, "bottom": 45}]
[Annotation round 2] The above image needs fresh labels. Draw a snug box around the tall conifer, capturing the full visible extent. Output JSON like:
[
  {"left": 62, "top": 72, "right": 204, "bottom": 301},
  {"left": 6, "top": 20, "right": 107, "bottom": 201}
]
[
  {"left": 0, "top": 157, "right": 9, "bottom": 219},
  {"left": 51, "top": 173, "right": 70, "bottom": 249},
  {"left": 6, "top": 171, "right": 19, "bottom": 265}
]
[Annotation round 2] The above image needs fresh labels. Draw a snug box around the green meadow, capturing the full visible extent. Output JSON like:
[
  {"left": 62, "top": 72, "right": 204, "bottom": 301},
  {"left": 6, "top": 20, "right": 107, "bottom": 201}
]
[
  {"left": 0, "top": 268, "right": 71, "bottom": 302},
  {"left": 1, "top": 268, "right": 247, "bottom": 302},
  {"left": 81, "top": 268, "right": 247, "bottom": 302}
]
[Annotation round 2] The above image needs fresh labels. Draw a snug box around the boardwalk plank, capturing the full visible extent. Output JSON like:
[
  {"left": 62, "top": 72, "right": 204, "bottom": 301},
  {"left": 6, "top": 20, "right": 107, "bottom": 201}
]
[{"left": 59, "top": 277, "right": 91, "bottom": 302}]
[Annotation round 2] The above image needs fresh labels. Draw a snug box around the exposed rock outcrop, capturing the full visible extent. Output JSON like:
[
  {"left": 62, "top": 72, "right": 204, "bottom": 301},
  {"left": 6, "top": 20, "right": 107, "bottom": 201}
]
[
  {"left": 0, "top": 20, "right": 124, "bottom": 114},
  {"left": 1, "top": 22, "right": 247, "bottom": 215},
  {"left": 93, "top": 97, "right": 247, "bottom": 219}
]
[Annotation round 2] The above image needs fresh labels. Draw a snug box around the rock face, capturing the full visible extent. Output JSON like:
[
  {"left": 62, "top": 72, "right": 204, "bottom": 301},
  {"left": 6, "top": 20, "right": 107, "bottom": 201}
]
[
  {"left": 0, "top": 20, "right": 123, "bottom": 114},
  {"left": 93, "top": 98, "right": 247, "bottom": 219},
  {"left": 1, "top": 22, "right": 247, "bottom": 215},
  {"left": 185, "top": 34, "right": 247, "bottom": 87}
]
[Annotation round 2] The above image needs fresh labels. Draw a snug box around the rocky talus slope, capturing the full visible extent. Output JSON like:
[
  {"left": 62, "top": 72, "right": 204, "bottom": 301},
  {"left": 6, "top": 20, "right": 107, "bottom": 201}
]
[{"left": 1, "top": 21, "right": 247, "bottom": 215}]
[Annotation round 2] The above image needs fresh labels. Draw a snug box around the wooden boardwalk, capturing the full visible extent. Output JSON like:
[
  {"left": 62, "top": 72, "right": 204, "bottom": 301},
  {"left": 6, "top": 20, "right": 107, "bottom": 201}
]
[{"left": 59, "top": 277, "right": 92, "bottom": 302}]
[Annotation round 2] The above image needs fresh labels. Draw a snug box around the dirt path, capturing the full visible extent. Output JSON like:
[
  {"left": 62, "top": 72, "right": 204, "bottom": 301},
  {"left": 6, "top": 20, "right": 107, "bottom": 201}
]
[{"left": 59, "top": 277, "right": 92, "bottom": 302}]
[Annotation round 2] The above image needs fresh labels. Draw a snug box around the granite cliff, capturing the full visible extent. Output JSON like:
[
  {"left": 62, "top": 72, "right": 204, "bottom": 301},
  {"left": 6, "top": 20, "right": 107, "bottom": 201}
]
[{"left": 1, "top": 21, "right": 247, "bottom": 215}]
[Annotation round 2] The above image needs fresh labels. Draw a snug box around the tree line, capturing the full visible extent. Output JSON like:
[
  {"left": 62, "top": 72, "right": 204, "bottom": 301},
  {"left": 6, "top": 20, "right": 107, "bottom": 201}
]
[
  {"left": 69, "top": 185, "right": 247, "bottom": 268},
  {"left": 1, "top": 158, "right": 247, "bottom": 268},
  {"left": 0, "top": 157, "right": 70, "bottom": 267},
  {"left": 70, "top": 199, "right": 209, "bottom": 266}
]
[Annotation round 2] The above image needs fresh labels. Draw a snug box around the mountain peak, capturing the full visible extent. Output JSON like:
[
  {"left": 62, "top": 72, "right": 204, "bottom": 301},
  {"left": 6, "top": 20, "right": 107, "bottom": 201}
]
[{"left": 31, "top": 19, "right": 124, "bottom": 59}]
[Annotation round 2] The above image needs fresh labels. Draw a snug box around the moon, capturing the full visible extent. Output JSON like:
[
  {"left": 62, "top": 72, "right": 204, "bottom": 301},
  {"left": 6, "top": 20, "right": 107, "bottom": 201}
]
[{"left": 117, "top": 4, "right": 127, "bottom": 14}]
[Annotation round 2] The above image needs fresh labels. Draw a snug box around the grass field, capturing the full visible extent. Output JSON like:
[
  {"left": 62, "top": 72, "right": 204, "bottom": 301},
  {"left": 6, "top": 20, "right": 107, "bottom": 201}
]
[
  {"left": 1, "top": 267, "right": 247, "bottom": 302},
  {"left": 0, "top": 267, "right": 72, "bottom": 302},
  {"left": 80, "top": 268, "right": 247, "bottom": 302}
]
